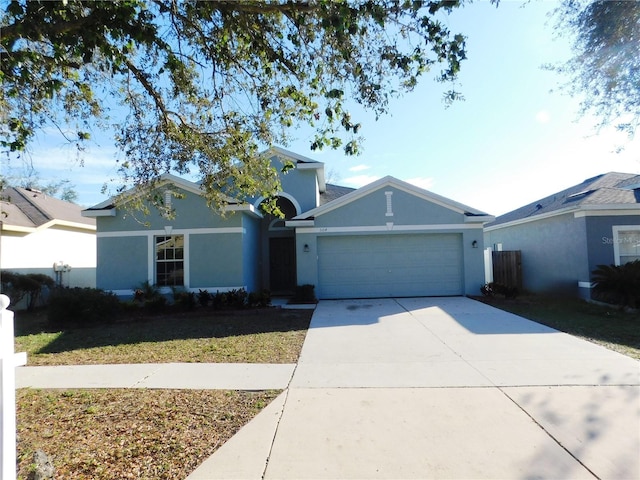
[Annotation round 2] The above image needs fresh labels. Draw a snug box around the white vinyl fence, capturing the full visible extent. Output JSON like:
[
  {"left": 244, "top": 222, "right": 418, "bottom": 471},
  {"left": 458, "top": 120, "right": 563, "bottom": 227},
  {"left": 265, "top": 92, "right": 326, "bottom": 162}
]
[{"left": 1, "top": 295, "right": 27, "bottom": 480}]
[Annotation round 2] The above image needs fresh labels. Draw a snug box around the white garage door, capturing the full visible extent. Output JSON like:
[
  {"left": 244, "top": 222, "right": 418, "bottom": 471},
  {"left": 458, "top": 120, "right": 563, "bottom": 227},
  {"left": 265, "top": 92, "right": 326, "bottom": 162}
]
[{"left": 317, "top": 234, "right": 463, "bottom": 299}]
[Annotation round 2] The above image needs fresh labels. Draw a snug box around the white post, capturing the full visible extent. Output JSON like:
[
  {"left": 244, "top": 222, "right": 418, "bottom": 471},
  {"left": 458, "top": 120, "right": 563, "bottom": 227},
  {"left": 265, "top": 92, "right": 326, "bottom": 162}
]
[
  {"left": 484, "top": 247, "right": 494, "bottom": 284},
  {"left": 1, "top": 295, "right": 27, "bottom": 480}
]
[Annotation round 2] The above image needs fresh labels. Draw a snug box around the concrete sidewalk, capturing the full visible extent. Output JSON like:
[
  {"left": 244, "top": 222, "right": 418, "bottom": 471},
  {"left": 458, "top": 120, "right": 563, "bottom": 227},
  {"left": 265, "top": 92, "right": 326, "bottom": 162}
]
[
  {"left": 17, "top": 362, "right": 295, "bottom": 390},
  {"left": 16, "top": 297, "right": 640, "bottom": 479},
  {"left": 188, "top": 297, "right": 639, "bottom": 480}
]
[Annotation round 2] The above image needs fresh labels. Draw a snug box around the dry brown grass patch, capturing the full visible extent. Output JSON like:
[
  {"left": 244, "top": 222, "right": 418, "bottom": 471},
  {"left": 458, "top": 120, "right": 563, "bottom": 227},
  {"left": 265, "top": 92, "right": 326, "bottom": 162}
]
[{"left": 17, "top": 388, "right": 279, "bottom": 479}]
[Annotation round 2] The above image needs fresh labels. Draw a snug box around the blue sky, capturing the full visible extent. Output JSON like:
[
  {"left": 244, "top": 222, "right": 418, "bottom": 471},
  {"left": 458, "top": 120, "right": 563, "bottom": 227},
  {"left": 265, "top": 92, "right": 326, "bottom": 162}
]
[{"left": 13, "top": 0, "right": 640, "bottom": 216}]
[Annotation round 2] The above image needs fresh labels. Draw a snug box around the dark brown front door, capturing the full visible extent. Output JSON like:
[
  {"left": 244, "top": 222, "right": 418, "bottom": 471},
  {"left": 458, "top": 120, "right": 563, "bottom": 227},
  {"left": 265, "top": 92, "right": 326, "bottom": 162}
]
[{"left": 269, "top": 237, "right": 296, "bottom": 294}]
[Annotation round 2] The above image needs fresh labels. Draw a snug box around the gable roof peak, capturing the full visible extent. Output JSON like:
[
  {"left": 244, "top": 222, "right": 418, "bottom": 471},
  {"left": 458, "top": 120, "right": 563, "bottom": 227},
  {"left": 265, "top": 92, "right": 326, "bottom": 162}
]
[
  {"left": 265, "top": 146, "right": 321, "bottom": 165},
  {"left": 263, "top": 146, "right": 326, "bottom": 192},
  {"left": 294, "top": 174, "right": 490, "bottom": 220}
]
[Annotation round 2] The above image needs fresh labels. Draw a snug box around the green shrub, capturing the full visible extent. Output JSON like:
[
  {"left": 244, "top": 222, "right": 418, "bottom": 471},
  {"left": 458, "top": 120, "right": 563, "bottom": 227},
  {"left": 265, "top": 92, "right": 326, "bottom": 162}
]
[
  {"left": 592, "top": 261, "right": 640, "bottom": 308},
  {"left": 211, "top": 290, "right": 227, "bottom": 309},
  {"left": 133, "top": 281, "right": 169, "bottom": 312},
  {"left": 227, "top": 288, "right": 248, "bottom": 308},
  {"left": 144, "top": 295, "right": 168, "bottom": 313},
  {"left": 248, "top": 289, "right": 271, "bottom": 308},
  {"left": 173, "top": 289, "right": 196, "bottom": 311},
  {"left": 134, "top": 281, "right": 160, "bottom": 303},
  {"left": 48, "top": 287, "right": 121, "bottom": 327},
  {"left": 1, "top": 271, "right": 54, "bottom": 310},
  {"left": 209, "top": 289, "right": 250, "bottom": 309},
  {"left": 197, "top": 289, "right": 212, "bottom": 307},
  {"left": 292, "top": 284, "right": 317, "bottom": 303}
]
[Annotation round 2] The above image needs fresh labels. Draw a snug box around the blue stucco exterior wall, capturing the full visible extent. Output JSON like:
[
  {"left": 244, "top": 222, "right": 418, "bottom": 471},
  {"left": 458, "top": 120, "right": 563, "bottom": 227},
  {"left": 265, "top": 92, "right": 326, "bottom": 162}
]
[
  {"left": 189, "top": 232, "right": 244, "bottom": 289},
  {"left": 247, "top": 155, "right": 321, "bottom": 214},
  {"left": 95, "top": 184, "right": 255, "bottom": 294},
  {"left": 278, "top": 167, "right": 320, "bottom": 213},
  {"left": 585, "top": 215, "right": 640, "bottom": 273},
  {"left": 462, "top": 229, "right": 486, "bottom": 296},
  {"left": 484, "top": 212, "right": 589, "bottom": 295},
  {"left": 484, "top": 212, "right": 640, "bottom": 297},
  {"left": 242, "top": 215, "right": 261, "bottom": 293},
  {"left": 314, "top": 187, "right": 463, "bottom": 228},
  {"left": 96, "top": 236, "right": 148, "bottom": 291},
  {"left": 98, "top": 187, "right": 240, "bottom": 233}
]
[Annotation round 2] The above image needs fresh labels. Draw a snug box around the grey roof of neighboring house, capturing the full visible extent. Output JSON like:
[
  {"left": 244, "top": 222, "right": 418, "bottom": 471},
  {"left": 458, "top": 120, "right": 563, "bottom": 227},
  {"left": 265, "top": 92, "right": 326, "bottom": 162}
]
[
  {"left": 1, "top": 187, "right": 95, "bottom": 229},
  {"left": 320, "top": 183, "right": 357, "bottom": 206},
  {"left": 487, "top": 172, "right": 640, "bottom": 227}
]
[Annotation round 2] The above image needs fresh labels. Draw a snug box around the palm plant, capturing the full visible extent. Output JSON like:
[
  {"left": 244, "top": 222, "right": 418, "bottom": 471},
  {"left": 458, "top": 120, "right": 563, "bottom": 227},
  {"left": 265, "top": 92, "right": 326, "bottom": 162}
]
[{"left": 591, "top": 260, "right": 640, "bottom": 308}]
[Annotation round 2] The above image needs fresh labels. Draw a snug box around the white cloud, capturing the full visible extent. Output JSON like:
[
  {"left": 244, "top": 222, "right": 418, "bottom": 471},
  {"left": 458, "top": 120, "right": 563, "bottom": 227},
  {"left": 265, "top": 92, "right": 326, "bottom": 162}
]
[
  {"left": 405, "top": 177, "right": 435, "bottom": 191},
  {"left": 343, "top": 174, "right": 381, "bottom": 188},
  {"left": 349, "top": 164, "right": 371, "bottom": 172}
]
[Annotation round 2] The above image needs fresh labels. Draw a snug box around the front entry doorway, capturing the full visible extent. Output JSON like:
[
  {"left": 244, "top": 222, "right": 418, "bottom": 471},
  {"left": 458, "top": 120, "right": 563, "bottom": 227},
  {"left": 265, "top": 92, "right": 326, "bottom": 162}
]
[{"left": 269, "top": 236, "right": 296, "bottom": 294}]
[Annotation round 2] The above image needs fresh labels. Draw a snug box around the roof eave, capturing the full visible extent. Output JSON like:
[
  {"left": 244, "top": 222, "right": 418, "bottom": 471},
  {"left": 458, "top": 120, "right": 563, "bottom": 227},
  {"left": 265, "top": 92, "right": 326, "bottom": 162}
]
[
  {"left": 485, "top": 205, "right": 580, "bottom": 231},
  {"left": 44, "top": 219, "right": 97, "bottom": 231},
  {"left": 0, "top": 224, "right": 35, "bottom": 233},
  {"left": 224, "top": 203, "right": 262, "bottom": 218},
  {"left": 1, "top": 219, "right": 96, "bottom": 233},
  {"left": 465, "top": 214, "right": 495, "bottom": 224},
  {"left": 573, "top": 204, "right": 640, "bottom": 217},
  {"left": 82, "top": 208, "right": 116, "bottom": 217}
]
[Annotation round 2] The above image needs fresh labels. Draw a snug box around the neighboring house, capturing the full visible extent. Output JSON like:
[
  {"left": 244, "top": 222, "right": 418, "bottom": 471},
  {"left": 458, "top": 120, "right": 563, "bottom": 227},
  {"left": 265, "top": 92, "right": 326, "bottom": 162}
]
[
  {"left": 83, "top": 147, "right": 492, "bottom": 300},
  {"left": 484, "top": 172, "right": 640, "bottom": 299},
  {"left": 0, "top": 186, "right": 97, "bottom": 290}
]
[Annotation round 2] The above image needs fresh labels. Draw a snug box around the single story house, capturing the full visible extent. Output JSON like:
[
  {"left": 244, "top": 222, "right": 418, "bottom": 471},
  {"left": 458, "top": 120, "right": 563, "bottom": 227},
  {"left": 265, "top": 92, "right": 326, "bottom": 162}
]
[
  {"left": 83, "top": 147, "right": 493, "bottom": 299},
  {"left": 0, "top": 186, "right": 97, "bottom": 289},
  {"left": 484, "top": 172, "right": 640, "bottom": 298}
]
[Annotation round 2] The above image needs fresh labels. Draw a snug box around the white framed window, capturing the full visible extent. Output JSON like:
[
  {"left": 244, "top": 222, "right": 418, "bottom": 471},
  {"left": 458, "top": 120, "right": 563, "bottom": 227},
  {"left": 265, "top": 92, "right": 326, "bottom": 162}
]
[
  {"left": 612, "top": 226, "right": 640, "bottom": 265},
  {"left": 155, "top": 235, "right": 184, "bottom": 286}
]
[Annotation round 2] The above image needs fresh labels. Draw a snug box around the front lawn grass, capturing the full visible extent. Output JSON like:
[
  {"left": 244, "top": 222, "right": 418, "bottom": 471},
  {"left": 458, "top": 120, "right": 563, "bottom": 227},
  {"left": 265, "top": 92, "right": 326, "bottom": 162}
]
[
  {"left": 17, "top": 388, "right": 280, "bottom": 479},
  {"left": 476, "top": 295, "right": 640, "bottom": 360},
  {"left": 14, "top": 307, "right": 313, "bottom": 365},
  {"left": 15, "top": 306, "right": 311, "bottom": 478}
]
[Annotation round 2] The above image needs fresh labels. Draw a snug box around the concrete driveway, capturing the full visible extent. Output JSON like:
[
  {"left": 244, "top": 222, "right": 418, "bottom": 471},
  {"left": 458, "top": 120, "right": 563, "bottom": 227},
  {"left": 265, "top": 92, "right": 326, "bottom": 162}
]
[{"left": 190, "top": 297, "right": 640, "bottom": 479}]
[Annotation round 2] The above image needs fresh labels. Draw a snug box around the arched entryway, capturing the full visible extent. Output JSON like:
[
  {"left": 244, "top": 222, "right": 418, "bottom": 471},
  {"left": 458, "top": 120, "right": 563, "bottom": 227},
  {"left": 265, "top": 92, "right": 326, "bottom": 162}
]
[{"left": 259, "top": 197, "right": 297, "bottom": 295}]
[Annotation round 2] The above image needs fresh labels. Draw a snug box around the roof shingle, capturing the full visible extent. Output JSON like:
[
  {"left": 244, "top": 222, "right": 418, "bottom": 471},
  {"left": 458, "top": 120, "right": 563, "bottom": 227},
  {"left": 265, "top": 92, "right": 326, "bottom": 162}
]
[
  {"left": 1, "top": 187, "right": 95, "bottom": 229},
  {"left": 488, "top": 172, "right": 640, "bottom": 227},
  {"left": 320, "top": 183, "right": 356, "bottom": 206}
]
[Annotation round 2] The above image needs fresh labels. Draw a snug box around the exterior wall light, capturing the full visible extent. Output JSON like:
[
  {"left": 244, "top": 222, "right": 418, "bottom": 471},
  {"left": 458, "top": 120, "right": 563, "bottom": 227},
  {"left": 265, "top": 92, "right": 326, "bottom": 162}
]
[
  {"left": 472, "top": 240, "right": 478, "bottom": 248},
  {"left": 303, "top": 244, "right": 310, "bottom": 252}
]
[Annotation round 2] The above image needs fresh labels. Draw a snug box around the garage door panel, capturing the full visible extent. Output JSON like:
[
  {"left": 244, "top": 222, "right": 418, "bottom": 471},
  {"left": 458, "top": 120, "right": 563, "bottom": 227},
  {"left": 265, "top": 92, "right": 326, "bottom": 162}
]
[{"left": 317, "top": 234, "right": 463, "bottom": 299}]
